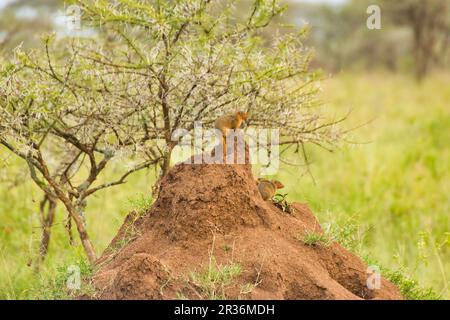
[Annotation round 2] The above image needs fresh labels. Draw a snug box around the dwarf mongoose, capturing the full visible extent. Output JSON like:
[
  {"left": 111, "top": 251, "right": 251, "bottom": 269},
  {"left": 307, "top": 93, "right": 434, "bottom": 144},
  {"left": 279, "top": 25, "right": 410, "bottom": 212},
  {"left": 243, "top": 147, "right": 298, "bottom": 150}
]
[
  {"left": 257, "top": 178, "right": 284, "bottom": 201},
  {"left": 214, "top": 111, "right": 248, "bottom": 136},
  {"left": 214, "top": 111, "right": 248, "bottom": 157}
]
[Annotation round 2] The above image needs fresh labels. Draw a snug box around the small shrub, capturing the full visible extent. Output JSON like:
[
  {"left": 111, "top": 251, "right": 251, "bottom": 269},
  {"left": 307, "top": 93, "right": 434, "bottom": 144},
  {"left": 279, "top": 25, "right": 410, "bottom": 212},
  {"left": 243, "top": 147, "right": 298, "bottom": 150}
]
[
  {"left": 301, "top": 230, "right": 332, "bottom": 247},
  {"left": 273, "top": 193, "right": 295, "bottom": 214}
]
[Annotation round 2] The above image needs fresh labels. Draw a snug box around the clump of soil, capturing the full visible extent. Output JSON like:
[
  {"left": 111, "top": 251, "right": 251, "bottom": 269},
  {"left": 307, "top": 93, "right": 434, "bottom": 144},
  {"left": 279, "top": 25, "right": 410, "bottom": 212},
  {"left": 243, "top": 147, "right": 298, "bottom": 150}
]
[{"left": 91, "top": 148, "right": 402, "bottom": 300}]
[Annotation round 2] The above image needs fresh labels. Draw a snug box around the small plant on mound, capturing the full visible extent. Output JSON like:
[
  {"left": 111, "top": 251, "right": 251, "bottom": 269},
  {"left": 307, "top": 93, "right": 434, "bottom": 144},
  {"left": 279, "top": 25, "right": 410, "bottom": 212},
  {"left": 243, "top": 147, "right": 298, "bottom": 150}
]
[
  {"left": 272, "top": 193, "right": 295, "bottom": 214},
  {"left": 112, "top": 224, "right": 142, "bottom": 254},
  {"left": 189, "top": 257, "right": 242, "bottom": 300},
  {"left": 301, "top": 230, "right": 333, "bottom": 247},
  {"left": 239, "top": 264, "right": 263, "bottom": 297},
  {"left": 322, "top": 218, "right": 366, "bottom": 253},
  {"left": 127, "top": 193, "right": 153, "bottom": 217}
]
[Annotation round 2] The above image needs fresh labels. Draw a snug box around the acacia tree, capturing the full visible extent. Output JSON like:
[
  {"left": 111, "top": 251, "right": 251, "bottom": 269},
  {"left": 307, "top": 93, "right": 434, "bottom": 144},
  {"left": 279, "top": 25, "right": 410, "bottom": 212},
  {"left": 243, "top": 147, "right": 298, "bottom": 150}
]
[
  {"left": 0, "top": 0, "right": 343, "bottom": 264},
  {"left": 0, "top": 37, "right": 163, "bottom": 264}
]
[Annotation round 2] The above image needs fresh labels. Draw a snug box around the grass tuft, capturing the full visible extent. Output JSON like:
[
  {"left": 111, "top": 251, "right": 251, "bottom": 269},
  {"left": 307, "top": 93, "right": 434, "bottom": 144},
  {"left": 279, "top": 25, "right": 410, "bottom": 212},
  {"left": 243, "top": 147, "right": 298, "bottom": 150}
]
[
  {"left": 189, "top": 257, "right": 242, "bottom": 300},
  {"left": 301, "top": 230, "right": 332, "bottom": 247},
  {"left": 127, "top": 193, "right": 153, "bottom": 216}
]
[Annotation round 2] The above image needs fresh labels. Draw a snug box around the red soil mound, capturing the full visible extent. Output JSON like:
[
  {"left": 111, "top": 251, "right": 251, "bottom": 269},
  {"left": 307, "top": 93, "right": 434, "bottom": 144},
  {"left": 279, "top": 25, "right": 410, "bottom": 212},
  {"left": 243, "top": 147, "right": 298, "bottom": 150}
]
[{"left": 92, "top": 149, "right": 402, "bottom": 300}]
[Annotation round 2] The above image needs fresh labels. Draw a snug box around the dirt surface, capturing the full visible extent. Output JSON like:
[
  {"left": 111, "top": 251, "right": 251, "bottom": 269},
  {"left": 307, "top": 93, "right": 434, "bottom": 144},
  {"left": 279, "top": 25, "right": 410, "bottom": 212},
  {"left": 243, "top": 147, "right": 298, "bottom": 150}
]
[{"left": 91, "top": 147, "right": 403, "bottom": 300}]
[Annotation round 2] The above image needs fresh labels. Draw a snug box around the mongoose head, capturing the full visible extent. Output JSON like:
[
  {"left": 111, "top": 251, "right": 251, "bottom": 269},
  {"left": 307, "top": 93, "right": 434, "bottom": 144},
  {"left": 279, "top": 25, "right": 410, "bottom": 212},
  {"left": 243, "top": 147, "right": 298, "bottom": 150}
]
[
  {"left": 236, "top": 111, "right": 248, "bottom": 121},
  {"left": 271, "top": 180, "right": 284, "bottom": 189},
  {"left": 257, "top": 178, "right": 284, "bottom": 189}
]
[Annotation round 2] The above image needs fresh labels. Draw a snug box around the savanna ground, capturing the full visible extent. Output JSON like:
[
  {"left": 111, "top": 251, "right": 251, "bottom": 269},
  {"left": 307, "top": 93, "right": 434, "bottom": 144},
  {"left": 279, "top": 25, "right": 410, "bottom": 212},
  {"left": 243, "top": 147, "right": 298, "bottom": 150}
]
[{"left": 0, "top": 72, "right": 448, "bottom": 299}]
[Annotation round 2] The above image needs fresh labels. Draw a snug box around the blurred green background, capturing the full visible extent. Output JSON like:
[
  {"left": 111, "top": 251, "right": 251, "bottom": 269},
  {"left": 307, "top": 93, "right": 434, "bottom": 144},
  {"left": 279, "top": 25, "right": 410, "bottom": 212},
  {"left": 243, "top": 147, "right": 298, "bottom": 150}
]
[{"left": 0, "top": 0, "right": 449, "bottom": 299}]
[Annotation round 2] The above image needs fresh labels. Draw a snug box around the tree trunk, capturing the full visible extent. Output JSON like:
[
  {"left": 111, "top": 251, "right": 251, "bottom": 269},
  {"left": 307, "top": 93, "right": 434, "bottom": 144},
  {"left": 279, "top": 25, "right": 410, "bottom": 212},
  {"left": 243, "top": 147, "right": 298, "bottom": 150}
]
[
  {"left": 38, "top": 196, "right": 57, "bottom": 262},
  {"left": 411, "top": 2, "right": 443, "bottom": 82},
  {"left": 34, "top": 195, "right": 58, "bottom": 266},
  {"left": 35, "top": 187, "right": 96, "bottom": 265},
  {"left": 66, "top": 214, "right": 75, "bottom": 246},
  {"left": 38, "top": 173, "right": 97, "bottom": 264},
  {"left": 56, "top": 197, "right": 97, "bottom": 265},
  {"left": 152, "top": 147, "right": 174, "bottom": 199},
  {"left": 161, "top": 147, "right": 173, "bottom": 177},
  {"left": 71, "top": 205, "right": 97, "bottom": 265},
  {"left": 413, "top": 23, "right": 428, "bottom": 82}
]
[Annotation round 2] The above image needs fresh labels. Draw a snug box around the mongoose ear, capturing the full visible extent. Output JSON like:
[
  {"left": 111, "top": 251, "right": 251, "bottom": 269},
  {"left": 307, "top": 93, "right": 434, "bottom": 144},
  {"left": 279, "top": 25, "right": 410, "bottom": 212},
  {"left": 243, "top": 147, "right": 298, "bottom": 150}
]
[{"left": 273, "top": 180, "right": 284, "bottom": 189}]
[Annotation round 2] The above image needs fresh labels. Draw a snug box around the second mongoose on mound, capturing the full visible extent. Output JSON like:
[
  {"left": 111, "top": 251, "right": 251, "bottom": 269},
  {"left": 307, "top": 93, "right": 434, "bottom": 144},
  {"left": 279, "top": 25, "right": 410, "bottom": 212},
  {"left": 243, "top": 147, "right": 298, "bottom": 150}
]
[{"left": 257, "top": 178, "right": 284, "bottom": 201}]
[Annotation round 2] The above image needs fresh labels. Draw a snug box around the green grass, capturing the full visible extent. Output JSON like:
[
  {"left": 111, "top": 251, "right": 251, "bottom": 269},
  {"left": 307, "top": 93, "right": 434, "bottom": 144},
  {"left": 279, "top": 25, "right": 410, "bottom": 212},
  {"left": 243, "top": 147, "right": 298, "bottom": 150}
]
[
  {"left": 325, "top": 215, "right": 441, "bottom": 299},
  {"left": 382, "top": 268, "right": 441, "bottom": 300},
  {"left": 0, "top": 72, "right": 448, "bottom": 299},
  {"left": 27, "top": 256, "right": 94, "bottom": 300},
  {"left": 126, "top": 193, "right": 154, "bottom": 216},
  {"left": 0, "top": 160, "right": 154, "bottom": 299},
  {"left": 189, "top": 257, "right": 242, "bottom": 300},
  {"left": 301, "top": 230, "right": 332, "bottom": 247},
  {"left": 277, "top": 72, "right": 450, "bottom": 299}
]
